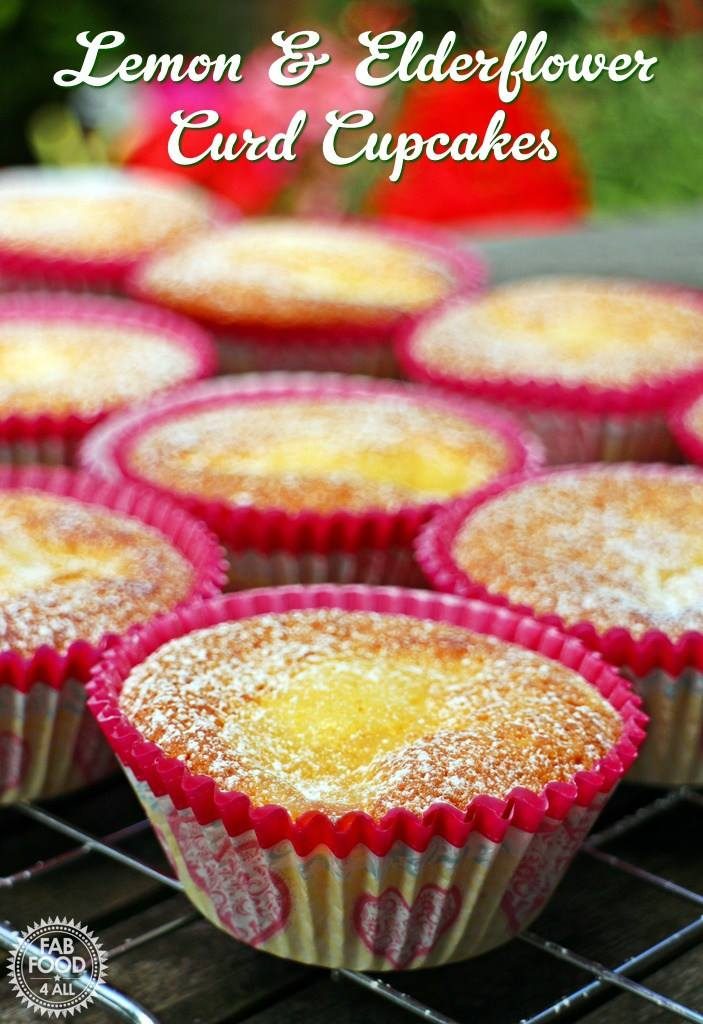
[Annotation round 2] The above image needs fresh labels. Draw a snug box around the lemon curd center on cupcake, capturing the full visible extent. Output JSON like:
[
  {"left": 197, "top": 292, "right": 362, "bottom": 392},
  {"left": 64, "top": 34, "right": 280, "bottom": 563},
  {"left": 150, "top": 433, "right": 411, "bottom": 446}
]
[
  {"left": 420, "top": 279, "right": 703, "bottom": 385},
  {"left": 119, "top": 610, "right": 621, "bottom": 819},
  {"left": 0, "top": 491, "right": 178, "bottom": 593},
  {"left": 157, "top": 225, "right": 450, "bottom": 310},
  {"left": 0, "top": 333, "right": 70, "bottom": 385},
  {"left": 231, "top": 650, "right": 461, "bottom": 787},
  {"left": 490, "top": 287, "right": 700, "bottom": 356},
  {"left": 0, "top": 174, "right": 210, "bottom": 256},
  {"left": 0, "top": 323, "right": 195, "bottom": 414},
  {"left": 201, "top": 432, "right": 483, "bottom": 499},
  {"left": 0, "top": 490, "right": 194, "bottom": 655},
  {"left": 128, "top": 398, "right": 510, "bottom": 511}
]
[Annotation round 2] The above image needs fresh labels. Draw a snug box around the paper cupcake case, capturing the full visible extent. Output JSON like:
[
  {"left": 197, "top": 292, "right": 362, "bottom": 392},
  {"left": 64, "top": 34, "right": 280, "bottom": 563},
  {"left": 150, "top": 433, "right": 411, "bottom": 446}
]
[
  {"left": 0, "top": 188, "right": 237, "bottom": 294},
  {"left": 0, "top": 465, "right": 227, "bottom": 805},
  {"left": 0, "top": 245, "right": 150, "bottom": 294},
  {"left": 87, "top": 585, "right": 645, "bottom": 969},
  {"left": 416, "top": 463, "right": 703, "bottom": 786},
  {"left": 79, "top": 372, "right": 543, "bottom": 590},
  {"left": 619, "top": 667, "right": 703, "bottom": 785},
  {"left": 669, "top": 388, "right": 703, "bottom": 467},
  {"left": 0, "top": 292, "right": 216, "bottom": 466},
  {"left": 128, "top": 223, "right": 487, "bottom": 378},
  {"left": 213, "top": 326, "right": 402, "bottom": 379},
  {"left": 396, "top": 288, "right": 703, "bottom": 465}
]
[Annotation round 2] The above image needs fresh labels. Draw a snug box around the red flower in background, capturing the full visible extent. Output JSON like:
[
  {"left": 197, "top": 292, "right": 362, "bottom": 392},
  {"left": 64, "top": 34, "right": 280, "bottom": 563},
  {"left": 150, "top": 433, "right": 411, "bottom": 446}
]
[
  {"left": 123, "top": 75, "right": 293, "bottom": 214},
  {"left": 124, "top": 40, "right": 385, "bottom": 215},
  {"left": 121, "top": 35, "right": 588, "bottom": 226},
  {"left": 366, "top": 78, "right": 588, "bottom": 229},
  {"left": 125, "top": 115, "right": 292, "bottom": 214}
]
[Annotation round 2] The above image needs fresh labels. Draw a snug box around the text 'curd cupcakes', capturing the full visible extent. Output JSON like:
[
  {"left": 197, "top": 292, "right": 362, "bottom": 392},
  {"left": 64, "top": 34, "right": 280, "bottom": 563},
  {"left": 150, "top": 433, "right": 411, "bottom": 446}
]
[
  {"left": 87, "top": 585, "right": 644, "bottom": 969},
  {"left": 0, "top": 293, "right": 215, "bottom": 465},
  {"left": 398, "top": 277, "right": 703, "bottom": 463},
  {"left": 0, "top": 166, "right": 230, "bottom": 291},
  {"left": 418, "top": 464, "right": 703, "bottom": 785},
  {"left": 128, "top": 219, "right": 485, "bottom": 376},
  {"left": 0, "top": 465, "right": 226, "bottom": 804},
  {"left": 79, "top": 372, "right": 542, "bottom": 588}
]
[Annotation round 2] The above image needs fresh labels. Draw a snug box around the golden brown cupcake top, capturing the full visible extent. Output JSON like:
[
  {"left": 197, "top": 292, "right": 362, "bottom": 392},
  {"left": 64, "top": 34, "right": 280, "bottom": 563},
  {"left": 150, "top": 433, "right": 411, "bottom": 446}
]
[
  {"left": 134, "top": 221, "right": 457, "bottom": 329},
  {"left": 453, "top": 468, "right": 703, "bottom": 638},
  {"left": 125, "top": 395, "right": 516, "bottom": 513},
  {"left": 0, "top": 319, "right": 201, "bottom": 416},
  {"left": 411, "top": 278, "right": 703, "bottom": 387},
  {"left": 0, "top": 490, "right": 194, "bottom": 655},
  {"left": 0, "top": 168, "right": 213, "bottom": 259},
  {"left": 119, "top": 608, "right": 621, "bottom": 820}
]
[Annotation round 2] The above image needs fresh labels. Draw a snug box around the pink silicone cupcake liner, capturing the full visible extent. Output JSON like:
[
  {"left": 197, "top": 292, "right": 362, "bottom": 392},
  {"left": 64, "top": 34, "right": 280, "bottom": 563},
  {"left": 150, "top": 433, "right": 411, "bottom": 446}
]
[
  {"left": 669, "top": 387, "right": 703, "bottom": 466},
  {"left": 87, "top": 584, "right": 645, "bottom": 969},
  {"left": 397, "top": 286, "right": 703, "bottom": 464},
  {"left": 0, "top": 464, "right": 227, "bottom": 804},
  {"left": 0, "top": 292, "right": 216, "bottom": 466},
  {"left": 0, "top": 170, "right": 236, "bottom": 293},
  {"left": 416, "top": 462, "right": 703, "bottom": 785},
  {"left": 79, "top": 372, "right": 543, "bottom": 589},
  {"left": 128, "top": 221, "right": 486, "bottom": 378}
]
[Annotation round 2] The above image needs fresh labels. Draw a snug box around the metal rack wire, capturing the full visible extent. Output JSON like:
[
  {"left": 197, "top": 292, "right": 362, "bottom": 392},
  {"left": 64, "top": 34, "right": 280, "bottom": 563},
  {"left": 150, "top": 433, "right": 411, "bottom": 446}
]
[{"left": 1, "top": 786, "right": 702, "bottom": 1024}]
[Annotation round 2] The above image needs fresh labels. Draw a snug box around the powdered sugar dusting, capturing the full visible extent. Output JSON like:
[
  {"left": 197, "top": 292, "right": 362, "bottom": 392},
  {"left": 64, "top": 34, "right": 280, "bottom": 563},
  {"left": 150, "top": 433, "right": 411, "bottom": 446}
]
[
  {"left": 0, "top": 489, "right": 194, "bottom": 655},
  {"left": 0, "top": 167, "right": 213, "bottom": 259},
  {"left": 453, "top": 467, "right": 703, "bottom": 638},
  {"left": 137, "top": 220, "right": 456, "bottom": 328},
  {"left": 127, "top": 395, "right": 512, "bottom": 512},
  {"left": 119, "top": 609, "right": 621, "bottom": 821},
  {"left": 0, "top": 320, "right": 197, "bottom": 415},
  {"left": 413, "top": 278, "right": 703, "bottom": 387}
]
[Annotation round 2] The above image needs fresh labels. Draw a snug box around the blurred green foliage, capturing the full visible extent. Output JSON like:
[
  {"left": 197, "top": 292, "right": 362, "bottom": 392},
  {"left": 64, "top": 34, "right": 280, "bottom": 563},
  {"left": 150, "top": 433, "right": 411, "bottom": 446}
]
[
  {"left": 550, "top": 32, "right": 703, "bottom": 212},
  {"left": 0, "top": 0, "right": 261, "bottom": 164}
]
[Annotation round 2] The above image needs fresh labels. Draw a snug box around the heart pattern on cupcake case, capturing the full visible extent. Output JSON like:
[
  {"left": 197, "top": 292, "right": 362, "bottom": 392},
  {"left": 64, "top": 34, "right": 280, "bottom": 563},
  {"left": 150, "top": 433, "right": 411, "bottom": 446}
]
[
  {"left": 501, "top": 814, "right": 595, "bottom": 935},
  {"left": 167, "top": 813, "right": 290, "bottom": 946},
  {"left": 353, "top": 884, "right": 462, "bottom": 968}
]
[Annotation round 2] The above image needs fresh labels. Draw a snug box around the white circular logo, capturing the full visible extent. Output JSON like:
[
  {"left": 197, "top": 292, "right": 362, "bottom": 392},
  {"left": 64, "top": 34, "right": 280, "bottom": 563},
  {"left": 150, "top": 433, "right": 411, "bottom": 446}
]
[{"left": 6, "top": 917, "right": 108, "bottom": 1019}]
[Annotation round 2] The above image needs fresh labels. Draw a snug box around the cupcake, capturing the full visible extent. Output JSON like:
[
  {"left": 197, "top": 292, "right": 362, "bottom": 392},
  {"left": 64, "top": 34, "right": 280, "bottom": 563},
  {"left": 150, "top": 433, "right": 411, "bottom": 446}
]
[
  {"left": 670, "top": 387, "right": 703, "bottom": 465},
  {"left": 128, "top": 219, "right": 485, "bottom": 376},
  {"left": 0, "top": 293, "right": 215, "bottom": 465},
  {"left": 87, "top": 585, "right": 644, "bottom": 969},
  {"left": 0, "top": 166, "right": 229, "bottom": 291},
  {"left": 417, "top": 464, "right": 703, "bottom": 785},
  {"left": 79, "top": 373, "right": 542, "bottom": 588},
  {"left": 0, "top": 465, "right": 226, "bottom": 804},
  {"left": 398, "top": 277, "right": 703, "bottom": 464}
]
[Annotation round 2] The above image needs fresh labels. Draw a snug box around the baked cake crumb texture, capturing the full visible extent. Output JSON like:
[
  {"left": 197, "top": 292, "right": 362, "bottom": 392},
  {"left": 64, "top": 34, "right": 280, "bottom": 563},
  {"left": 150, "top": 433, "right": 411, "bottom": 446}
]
[
  {"left": 137, "top": 221, "right": 457, "bottom": 327},
  {"left": 119, "top": 609, "right": 621, "bottom": 820},
  {"left": 0, "top": 320, "right": 198, "bottom": 415},
  {"left": 127, "top": 396, "right": 514, "bottom": 513},
  {"left": 0, "top": 489, "right": 194, "bottom": 655},
  {"left": 412, "top": 278, "right": 703, "bottom": 387},
  {"left": 453, "top": 467, "right": 703, "bottom": 638},
  {"left": 0, "top": 168, "right": 212, "bottom": 258}
]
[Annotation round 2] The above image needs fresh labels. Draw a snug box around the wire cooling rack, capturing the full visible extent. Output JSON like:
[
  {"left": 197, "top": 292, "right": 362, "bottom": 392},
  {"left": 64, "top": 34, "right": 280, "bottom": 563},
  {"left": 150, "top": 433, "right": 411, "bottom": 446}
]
[{"left": 1, "top": 785, "right": 702, "bottom": 1024}]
